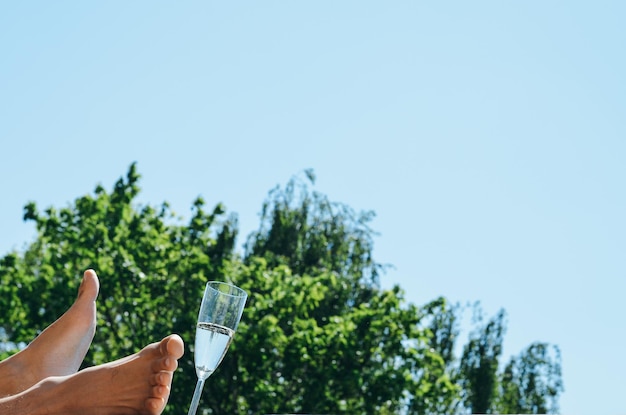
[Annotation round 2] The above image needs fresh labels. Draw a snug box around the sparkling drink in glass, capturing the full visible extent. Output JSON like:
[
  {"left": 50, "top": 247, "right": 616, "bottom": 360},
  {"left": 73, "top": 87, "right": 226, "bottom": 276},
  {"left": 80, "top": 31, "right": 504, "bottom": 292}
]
[{"left": 187, "top": 281, "right": 247, "bottom": 415}]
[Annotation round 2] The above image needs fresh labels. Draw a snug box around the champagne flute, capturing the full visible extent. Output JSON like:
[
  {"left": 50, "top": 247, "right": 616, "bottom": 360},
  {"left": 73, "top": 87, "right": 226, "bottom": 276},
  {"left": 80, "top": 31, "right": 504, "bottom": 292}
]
[{"left": 187, "top": 281, "right": 248, "bottom": 415}]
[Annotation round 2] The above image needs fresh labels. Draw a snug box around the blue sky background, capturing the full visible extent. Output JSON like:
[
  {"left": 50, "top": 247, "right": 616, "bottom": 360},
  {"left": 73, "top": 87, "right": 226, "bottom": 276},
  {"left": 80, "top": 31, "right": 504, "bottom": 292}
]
[{"left": 1, "top": 2, "right": 625, "bottom": 413}]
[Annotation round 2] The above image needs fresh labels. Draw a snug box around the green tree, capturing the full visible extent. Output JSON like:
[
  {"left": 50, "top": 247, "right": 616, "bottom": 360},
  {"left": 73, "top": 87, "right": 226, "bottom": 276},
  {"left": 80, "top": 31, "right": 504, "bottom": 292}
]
[
  {"left": 237, "top": 171, "right": 456, "bottom": 414},
  {"left": 0, "top": 165, "right": 563, "bottom": 414},
  {"left": 417, "top": 297, "right": 462, "bottom": 414},
  {"left": 459, "top": 308, "right": 507, "bottom": 414},
  {"left": 495, "top": 343, "right": 563, "bottom": 414},
  {"left": 454, "top": 306, "right": 563, "bottom": 414}
]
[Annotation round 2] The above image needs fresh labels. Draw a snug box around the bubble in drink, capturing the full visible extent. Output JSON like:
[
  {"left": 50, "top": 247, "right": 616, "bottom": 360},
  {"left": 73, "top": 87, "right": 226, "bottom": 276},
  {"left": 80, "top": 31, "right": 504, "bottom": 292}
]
[{"left": 194, "top": 322, "right": 234, "bottom": 380}]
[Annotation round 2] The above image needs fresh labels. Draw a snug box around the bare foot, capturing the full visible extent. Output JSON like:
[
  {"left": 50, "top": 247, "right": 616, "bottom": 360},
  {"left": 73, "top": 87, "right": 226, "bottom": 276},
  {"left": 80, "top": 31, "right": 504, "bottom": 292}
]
[
  {"left": 29, "top": 334, "right": 185, "bottom": 415},
  {"left": 0, "top": 269, "right": 99, "bottom": 396}
]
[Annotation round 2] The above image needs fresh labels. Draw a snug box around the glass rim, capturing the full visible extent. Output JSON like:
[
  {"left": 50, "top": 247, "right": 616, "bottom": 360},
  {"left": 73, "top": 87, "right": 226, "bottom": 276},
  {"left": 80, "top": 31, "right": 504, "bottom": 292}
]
[{"left": 205, "top": 280, "right": 248, "bottom": 298}]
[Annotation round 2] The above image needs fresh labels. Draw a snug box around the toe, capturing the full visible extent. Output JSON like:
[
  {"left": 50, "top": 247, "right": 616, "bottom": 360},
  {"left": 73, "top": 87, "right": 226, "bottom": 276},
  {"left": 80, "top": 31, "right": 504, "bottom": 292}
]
[
  {"left": 153, "top": 356, "right": 178, "bottom": 372},
  {"left": 144, "top": 396, "right": 165, "bottom": 414},
  {"left": 152, "top": 371, "right": 173, "bottom": 386},
  {"left": 78, "top": 269, "right": 100, "bottom": 301},
  {"left": 160, "top": 334, "right": 184, "bottom": 359},
  {"left": 153, "top": 384, "right": 170, "bottom": 399}
]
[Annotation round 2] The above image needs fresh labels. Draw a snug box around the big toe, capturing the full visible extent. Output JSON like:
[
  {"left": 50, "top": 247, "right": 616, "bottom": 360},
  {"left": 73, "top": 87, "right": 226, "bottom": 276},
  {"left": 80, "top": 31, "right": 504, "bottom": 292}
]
[
  {"left": 77, "top": 269, "right": 100, "bottom": 301},
  {"left": 161, "top": 334, "right": 184, "bottom": 359}
]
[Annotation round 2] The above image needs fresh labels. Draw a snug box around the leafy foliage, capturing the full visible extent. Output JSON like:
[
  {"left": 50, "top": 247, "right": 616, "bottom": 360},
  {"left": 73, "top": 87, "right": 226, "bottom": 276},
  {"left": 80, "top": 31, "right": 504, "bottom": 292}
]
[
  {"left": 0, "top": 165, "right": 563, "bottom": 414},
  {"left": 495, "top": 343, "right": 563, "bottom": 414},
  {"left": 459, "top": 309, "right": 507, "bottom": 414}
]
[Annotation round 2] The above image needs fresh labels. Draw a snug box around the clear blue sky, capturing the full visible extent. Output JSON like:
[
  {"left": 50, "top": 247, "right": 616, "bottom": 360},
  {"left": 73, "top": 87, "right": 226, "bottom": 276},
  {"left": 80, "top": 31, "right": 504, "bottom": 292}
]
[{"left": 1, "top": 2, "right": 624, "bottom": 414}]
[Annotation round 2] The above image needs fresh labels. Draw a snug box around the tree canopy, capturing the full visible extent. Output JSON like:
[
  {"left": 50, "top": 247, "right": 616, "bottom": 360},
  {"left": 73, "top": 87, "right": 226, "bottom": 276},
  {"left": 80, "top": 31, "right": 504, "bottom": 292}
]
[{"left": 0, "top": 164, "right": 563, "bottom": 414}]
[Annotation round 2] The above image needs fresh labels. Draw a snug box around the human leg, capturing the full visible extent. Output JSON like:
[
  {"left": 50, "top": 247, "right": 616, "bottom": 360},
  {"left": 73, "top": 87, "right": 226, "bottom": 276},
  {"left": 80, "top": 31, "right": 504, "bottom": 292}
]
[{"left": 0, "top": 269, "right": 99, "bottom": 396}]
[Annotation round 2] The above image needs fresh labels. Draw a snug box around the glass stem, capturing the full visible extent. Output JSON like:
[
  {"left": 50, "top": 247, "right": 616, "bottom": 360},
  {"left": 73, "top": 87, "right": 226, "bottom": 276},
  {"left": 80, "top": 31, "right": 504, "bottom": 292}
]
[{"left": 187, "top": 378, "right": 206, "bottom": 415}]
